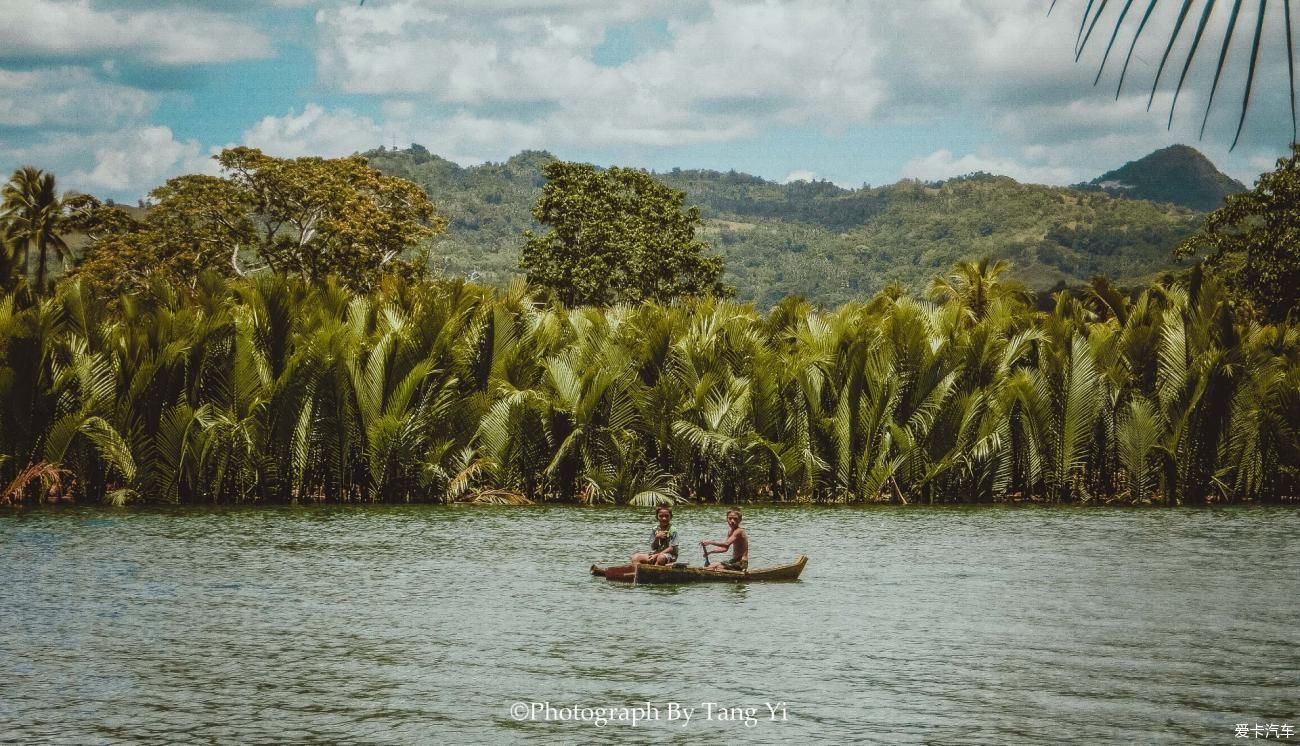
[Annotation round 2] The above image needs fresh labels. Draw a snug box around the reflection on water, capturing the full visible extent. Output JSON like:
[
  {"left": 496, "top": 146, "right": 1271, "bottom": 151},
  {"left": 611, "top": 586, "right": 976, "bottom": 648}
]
[{"left": 1, "top": 505, "right": 1297, "bottom": 744}]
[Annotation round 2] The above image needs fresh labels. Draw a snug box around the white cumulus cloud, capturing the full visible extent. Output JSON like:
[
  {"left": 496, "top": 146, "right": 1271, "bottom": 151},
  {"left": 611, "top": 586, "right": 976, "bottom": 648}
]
[
  {"left": 314, "top": 0, "right": 886, "bottom": 148},
  {"left": 241, "top": 104, "right": 385, "bottom": 158},
  {"left": 0, "top": 126, "right": 217, "bottom": 198},
  {"left": 0, "top": 67, "right": 155, "bottom": 129},
  {"left": 0, "top": 0, "right": 1292, "bottom": 196},
  {"left": 901, "top": 149, "right": 1082, "bottom": 186},
  {"left": 0, "top": 0, "right": 273, "bottom": 66},
  {"left": 782, "top": 170, "right": 819, "bottom": 184},
  {"left": 67, "top": 126, "right": 216, "bottom": 194}
]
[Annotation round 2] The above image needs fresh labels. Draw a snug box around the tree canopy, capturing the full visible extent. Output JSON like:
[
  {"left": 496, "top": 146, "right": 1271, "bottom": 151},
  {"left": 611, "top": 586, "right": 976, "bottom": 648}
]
[
  {"left": 519, "top": 161, "right": 729, "bottom": 306},
  {"left": 1177, "top": 143, "right": 1300, "bottom": 322},
  {"left": 74, "top": 148, "right": 444, "bottom": 295}
]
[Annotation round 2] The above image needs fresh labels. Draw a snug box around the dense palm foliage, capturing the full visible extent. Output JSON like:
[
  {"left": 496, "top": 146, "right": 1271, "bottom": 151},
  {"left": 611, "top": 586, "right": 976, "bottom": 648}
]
[{"left": 1, "top": 264, "right": 1297, "bottom": 506}]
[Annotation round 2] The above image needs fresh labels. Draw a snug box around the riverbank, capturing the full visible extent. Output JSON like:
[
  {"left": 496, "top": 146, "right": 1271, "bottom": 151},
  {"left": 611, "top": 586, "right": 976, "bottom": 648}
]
[{"left": 4, "top": 492, "right": 1297, "bottom": 512}]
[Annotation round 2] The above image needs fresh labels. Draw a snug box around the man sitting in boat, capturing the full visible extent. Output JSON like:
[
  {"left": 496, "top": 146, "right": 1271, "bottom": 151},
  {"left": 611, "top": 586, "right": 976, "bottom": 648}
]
[
  {"left": 631, "top": 506, "right": 678, "bottom": 566},
  {"left": 702, "top": 509, "right": 749, "bottom": 571}
]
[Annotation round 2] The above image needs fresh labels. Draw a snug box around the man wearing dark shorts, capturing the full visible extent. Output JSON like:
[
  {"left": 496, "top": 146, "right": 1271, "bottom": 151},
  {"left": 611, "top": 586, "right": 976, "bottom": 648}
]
[{"left": 702, "top": 509, "right": 748, "bottom": 571}]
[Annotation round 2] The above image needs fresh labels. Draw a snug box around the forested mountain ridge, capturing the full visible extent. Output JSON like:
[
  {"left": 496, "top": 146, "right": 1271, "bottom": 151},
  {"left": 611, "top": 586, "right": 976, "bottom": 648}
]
[
  {"left": 366, "top": 146, "right": 1209, "bottom": 307},
  {"left": 1076, "top": 144, "right": 1246, "bottom": 211}
]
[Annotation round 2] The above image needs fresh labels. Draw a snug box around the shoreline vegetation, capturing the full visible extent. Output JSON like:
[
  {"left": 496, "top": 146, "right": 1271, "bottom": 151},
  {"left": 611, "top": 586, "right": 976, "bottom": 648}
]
[
  {"left": 2, "top": 148, "right": 1299, "bottom": 508},
  {"left": 2, "top": 265, "right": 1297, "bottom": 508}
]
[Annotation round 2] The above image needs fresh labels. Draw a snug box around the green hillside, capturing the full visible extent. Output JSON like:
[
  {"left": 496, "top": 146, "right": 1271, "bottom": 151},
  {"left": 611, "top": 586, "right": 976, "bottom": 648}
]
[
  {"left": 1078, "top": 144, "right": 1246, "bottom": 211},
  {"left": 366, "top": 146, "right": 1204, "bottom": 307}
]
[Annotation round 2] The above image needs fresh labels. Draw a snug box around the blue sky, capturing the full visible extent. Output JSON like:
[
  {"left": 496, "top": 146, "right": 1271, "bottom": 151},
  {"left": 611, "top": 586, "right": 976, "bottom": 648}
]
[{"left": 1, "top": 0, "right": 1294, "bottom": 201}]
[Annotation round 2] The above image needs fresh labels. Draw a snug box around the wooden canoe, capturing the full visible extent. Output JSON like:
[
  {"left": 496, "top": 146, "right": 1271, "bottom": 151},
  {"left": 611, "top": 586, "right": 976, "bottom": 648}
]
[
  {"left": 590, "top": 563, "right": 635, "bottom": 582},
  {"left": 635, "top": 555, "right": 807, "bottom": 583}
]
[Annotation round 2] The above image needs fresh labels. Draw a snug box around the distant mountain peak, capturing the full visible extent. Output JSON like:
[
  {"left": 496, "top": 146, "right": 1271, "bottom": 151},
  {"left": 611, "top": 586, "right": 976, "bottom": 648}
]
[{"left": 1080, "top": 144, "right": 1246, "bottom": 211}]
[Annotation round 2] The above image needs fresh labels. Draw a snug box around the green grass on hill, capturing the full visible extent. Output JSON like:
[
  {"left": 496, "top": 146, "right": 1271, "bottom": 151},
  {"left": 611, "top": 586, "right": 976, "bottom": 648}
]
[{"left": 366, "top": 148, "right": 1203, "bottom": 307}]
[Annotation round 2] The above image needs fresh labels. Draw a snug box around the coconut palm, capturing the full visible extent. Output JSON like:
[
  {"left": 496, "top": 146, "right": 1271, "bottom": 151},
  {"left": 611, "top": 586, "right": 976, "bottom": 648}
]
[
  {"left": 2, "top": 167, "right": 70, "bottom": 292},
  {"left": 928, "top": 258, "right": 1028, "bottom": 325}
]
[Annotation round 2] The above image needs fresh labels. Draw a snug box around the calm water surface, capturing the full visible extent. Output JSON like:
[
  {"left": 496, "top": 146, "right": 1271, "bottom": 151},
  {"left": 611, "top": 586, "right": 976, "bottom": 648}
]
[{"left": 1, "top": 505, "right": 1296, "bottom": 744}]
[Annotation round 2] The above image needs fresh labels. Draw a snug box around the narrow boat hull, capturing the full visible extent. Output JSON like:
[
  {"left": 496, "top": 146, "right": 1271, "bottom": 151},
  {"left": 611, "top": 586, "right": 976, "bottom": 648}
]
[
  {"left": 635, "top": 555, "right": 806, "bottom": 583},
  {"left": 591, "top": 563, "right": 635, "bottom": 582}
]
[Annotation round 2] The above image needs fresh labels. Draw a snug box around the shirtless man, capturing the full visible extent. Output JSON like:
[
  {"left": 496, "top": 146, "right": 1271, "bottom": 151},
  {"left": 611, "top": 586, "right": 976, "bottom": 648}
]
[
  {"left": 702, "top": 509, "right": 748, "bottom": 571},
  {"left": 631, "top": 506, "right": 678, "bottom": 566}
]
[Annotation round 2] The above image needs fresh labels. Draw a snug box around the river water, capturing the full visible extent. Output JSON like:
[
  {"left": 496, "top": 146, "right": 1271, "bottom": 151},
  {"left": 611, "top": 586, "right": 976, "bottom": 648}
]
[{"left": 1, "top": 505, "right": 1296, "bottom": 744}]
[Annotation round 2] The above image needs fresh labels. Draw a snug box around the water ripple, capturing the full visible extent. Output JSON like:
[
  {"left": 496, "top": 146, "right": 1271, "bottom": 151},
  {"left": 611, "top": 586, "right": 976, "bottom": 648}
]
[{"left": 1, "top": 505, "right": 1296, "bottom": 744}]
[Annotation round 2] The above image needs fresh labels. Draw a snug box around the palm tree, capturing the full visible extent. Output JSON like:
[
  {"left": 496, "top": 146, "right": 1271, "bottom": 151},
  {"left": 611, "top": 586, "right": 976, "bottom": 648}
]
[
  {"left": 927, "top": 258, "right": 1028, "bottom": 324},
  {"left": 2, "top": 167, "right": 70, "bottom": 292}
]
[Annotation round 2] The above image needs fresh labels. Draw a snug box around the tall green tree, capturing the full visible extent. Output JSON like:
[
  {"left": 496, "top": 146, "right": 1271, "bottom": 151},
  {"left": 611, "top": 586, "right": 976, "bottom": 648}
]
[
  {"left": 1176, "top": 144, "right": 1300, "bottom": 322},
  {"left": 74, "top": 148, "right": 445, "bottom": 295},
  {"left": 520, "top": 161, "right": 729, "bottom": 306},
  {"left": 215, "top": 147, "right": 444, "bottom": 285},
  {"left": 2, "top": 167, "right": 70, "bottom": 292}
]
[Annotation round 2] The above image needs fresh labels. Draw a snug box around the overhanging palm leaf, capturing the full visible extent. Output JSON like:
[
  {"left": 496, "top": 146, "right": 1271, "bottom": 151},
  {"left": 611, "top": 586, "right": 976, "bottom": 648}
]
[{"left": 1071, "top": 0, "right": 1298, "bottom": 147}]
